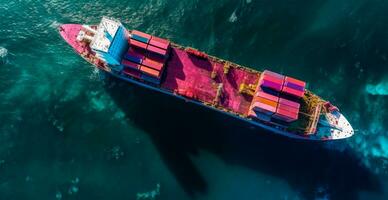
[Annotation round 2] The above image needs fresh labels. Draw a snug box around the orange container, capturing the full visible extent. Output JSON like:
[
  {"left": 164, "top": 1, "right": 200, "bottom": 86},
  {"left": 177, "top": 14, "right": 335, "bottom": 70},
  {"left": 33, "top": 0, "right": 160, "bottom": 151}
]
[
  {"left": 140, "top": 66, "right": 160, "bottom": 78},
  {"left": 255, "top": 96, "right": 278, "bottom": 108}
]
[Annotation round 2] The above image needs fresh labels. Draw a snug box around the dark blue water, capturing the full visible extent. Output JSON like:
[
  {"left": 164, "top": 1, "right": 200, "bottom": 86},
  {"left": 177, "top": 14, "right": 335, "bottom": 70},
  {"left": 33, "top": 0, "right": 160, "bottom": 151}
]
[{"left": 0, "top": 0, "right": 387, "bottom": 199}]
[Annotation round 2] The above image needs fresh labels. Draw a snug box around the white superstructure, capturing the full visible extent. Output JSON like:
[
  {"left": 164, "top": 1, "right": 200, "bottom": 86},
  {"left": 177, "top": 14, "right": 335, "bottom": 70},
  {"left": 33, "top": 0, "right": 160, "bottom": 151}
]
[{"left": 89, "top": 17, "right": 129, "bottom": 66}]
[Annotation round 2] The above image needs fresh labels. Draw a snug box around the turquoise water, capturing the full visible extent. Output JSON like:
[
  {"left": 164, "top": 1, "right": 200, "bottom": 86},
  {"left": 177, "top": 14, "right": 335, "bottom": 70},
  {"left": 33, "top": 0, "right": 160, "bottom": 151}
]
[{"left": 1, "top": 0, "right": 388, "bottom": 199}]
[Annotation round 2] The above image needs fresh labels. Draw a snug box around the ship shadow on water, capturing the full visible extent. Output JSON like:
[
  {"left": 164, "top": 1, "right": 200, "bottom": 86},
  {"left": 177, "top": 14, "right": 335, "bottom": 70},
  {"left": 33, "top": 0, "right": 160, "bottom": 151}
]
[{"left": 103, "top": 74, "right": 381, "bottom": 200}]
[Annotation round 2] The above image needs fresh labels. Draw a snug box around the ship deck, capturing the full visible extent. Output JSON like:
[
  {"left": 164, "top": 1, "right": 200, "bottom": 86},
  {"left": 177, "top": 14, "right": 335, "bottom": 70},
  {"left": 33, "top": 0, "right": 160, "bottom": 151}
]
[{"left": 161, "top": 47, "right": 259, "bottom": 115}]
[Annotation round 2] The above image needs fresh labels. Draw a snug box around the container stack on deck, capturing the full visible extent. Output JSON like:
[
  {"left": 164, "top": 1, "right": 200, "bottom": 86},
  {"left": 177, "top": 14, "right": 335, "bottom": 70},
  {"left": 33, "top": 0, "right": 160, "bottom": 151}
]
[
  {"left": 249, "top": 70, "right": 306, "bottom": 123},
  {"left": 121, "top": 30, "right": 170, "bottom": 84}
]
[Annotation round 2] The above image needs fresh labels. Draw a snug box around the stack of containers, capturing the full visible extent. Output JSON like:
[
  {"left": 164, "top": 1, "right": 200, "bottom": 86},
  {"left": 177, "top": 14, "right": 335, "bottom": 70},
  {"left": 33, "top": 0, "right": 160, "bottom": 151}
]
[
  {"left": 272, "top": 98, "right": 300, "bottom": 122},
  {"left": 282, "top": 77, "right": 306, "bottom": 98},
  {"left": 249, "top": 70, "right": 306, "bottom": 123},
  {"left": 120, "top": 30, "right": 171, "bottom": 84},
  {"left": 260, "top": 70, "right": 284, "bottom": 92},
  {"left": 248, "top": 88, "right": 279, "bottom": 122},
  {"left": 130, "top": 30, "right": 170, "bottom": 58}
]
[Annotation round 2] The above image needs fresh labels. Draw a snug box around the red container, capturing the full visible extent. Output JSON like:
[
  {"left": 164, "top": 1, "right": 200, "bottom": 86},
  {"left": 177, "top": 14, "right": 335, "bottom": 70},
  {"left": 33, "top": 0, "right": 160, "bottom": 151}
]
[
  {"left": 130, "top": 39, "right": 148, "bottom": 49},
  {"left": 279, "top": 98, "right": 300, "bottom": 109},
  {"left": 273, "top": 108, "right": 298, "bottom": 122},
  {"left": 282, "top": 86, "right": 304, "bottom": 98},
  {"left": 122, "top": 59, "right": 141, "bottom": 70},
  {"left": 147, "top": 45, "right": 167, "bottom": 56},
  {"left": 256, "top": 91, "right": 279, "bottom": 103},
  {"left": 140, "top": 65, "right": 160, "bottom": 78},
  {"left": 149, "top": 36, "right": 170, "bottom": 50},
  {"left": 132, "top": 30, "right": 152, "bottom": 40},
  {"left": 277, "top": 103, "right": 299, "bottom": 114},
  {"left": 142, "top": 58, "right": 164, "bottom": 71},
  {"left": 123, "top": 68, "right": 142, "bottom": 79}
]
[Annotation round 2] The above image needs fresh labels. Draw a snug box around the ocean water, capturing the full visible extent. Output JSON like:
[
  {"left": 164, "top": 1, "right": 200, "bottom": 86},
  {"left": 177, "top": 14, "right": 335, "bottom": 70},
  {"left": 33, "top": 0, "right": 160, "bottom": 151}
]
[{"left": 1, "top": 0, "right": 388, "bottom": 199}]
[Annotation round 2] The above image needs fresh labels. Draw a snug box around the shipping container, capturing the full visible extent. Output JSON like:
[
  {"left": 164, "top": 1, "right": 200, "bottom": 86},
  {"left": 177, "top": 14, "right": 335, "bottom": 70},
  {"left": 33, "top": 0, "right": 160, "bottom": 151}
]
[
  {"left": 262, "top": 73, "right": 284, "bottom": 84},
  {"left": 147, "top": 45, "right": 167, "bottom": 57},
  {"left": 256, "top": 91, "right": 279, "bottom": 103},
  {"left": 256, "top": 96, "right": 278, "bottom": 108},
  {"left": 140, "top": 65, "right": 160, "bottom": 78},
  {"left": 131, "top": 34, "right": 149, "bottom": 44},
  {"left": 149, "top": 36, "right": 170, "bottom": 50},
  {"left": 263, "top": 70, "right": 284, "bottom": 80},
  {"left": 132, "top": 30, "right": 152, "bottom": 40},
  {"left": 260, "top": 79, "right": 283, "bottom": 92},
  {"left": 122, "top": 59, "right": 141, "bottom": 70},
  {"left": 279, "top": 98, "right": 300, "bottom": 109},
  {"left": 273, "top": 108, "right": 298, "bottom": 122},
  {"left": 285, "top": 76, "right": 306, "bottom": 88},
  {"left": 277, "top": 103, "right": 299, "bottom": 114},
  {"left": 130, "top": 39, "right": 148, "bottom": 50},
  {"left": 284, "top": 81, "right": 305, "bottom": 91},
  {"left": 252, "top": 102, "right": 277, "bottom": 115},
  {"left": 125, "top": 51, "right": 144, "bottom": 64},
  {"left": 142, "top": 58, "right": 164, "bottom": 71},
  {"left": 282, "top": 86, "right": 304, "bottom": 98},
  {"left": 147, "top": 52, "right": 166, "bottom": 63}
]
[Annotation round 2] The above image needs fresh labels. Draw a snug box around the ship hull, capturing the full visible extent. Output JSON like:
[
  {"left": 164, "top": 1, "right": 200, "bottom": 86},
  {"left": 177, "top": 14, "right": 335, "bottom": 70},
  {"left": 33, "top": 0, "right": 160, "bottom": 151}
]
[{"left": 59, "top": 23, "right": 354, "bottom": 141}]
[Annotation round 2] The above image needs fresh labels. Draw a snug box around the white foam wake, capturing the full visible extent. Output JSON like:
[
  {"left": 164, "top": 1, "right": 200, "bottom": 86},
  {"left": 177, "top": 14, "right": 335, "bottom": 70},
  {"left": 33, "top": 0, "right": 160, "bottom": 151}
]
[
  {"left": 0, "top": 47, "right": 8, "bottom": 64},
  {"left": 365, "top": 82, "right": 388, "bottom": 95}
]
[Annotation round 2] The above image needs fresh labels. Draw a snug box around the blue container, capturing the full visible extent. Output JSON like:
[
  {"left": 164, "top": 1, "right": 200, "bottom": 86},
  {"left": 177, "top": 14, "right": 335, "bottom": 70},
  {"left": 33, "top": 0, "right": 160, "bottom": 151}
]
[
  {"left": 132, "top": 34, "right": 149, "bottom": 44},
  {"left": 124, "top": 54, "right": 142, "bottom": 64},
  {"left": 285, "top": 81, "right": 304, "bottom": 91}
]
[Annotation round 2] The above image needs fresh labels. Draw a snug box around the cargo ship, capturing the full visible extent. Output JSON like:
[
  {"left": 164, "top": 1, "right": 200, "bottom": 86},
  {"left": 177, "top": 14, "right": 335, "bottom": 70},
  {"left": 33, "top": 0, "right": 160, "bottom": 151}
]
[{"left": 59, "top": 17, "right": 354, "bottom": 141}]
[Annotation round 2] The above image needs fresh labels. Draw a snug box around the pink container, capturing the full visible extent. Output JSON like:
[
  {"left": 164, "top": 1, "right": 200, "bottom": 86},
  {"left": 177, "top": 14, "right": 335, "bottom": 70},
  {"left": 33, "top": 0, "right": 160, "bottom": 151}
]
[
  {"left": 149, "top": 36, "right": 170, "bottom": 50},
  {"left": 277, "top": 103, "right": 299, "bottom": 114},
  {"left": 273, "top": 108, "right": 298, "bottom": 122},
  {"left": 147, "top": 45, "right": 167, "bottom": 56},
  {"left": 279, "top": 98, "right": 300, "bottom": 109},
  {"left": 256, "top": 91, "right": 279, "bottom": 103},
  {"left": 282, "top": 86, "right": 304, "bottom": 98},
  {"left": 262, "top": 73, "right": 284, "bottom": 84}
]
